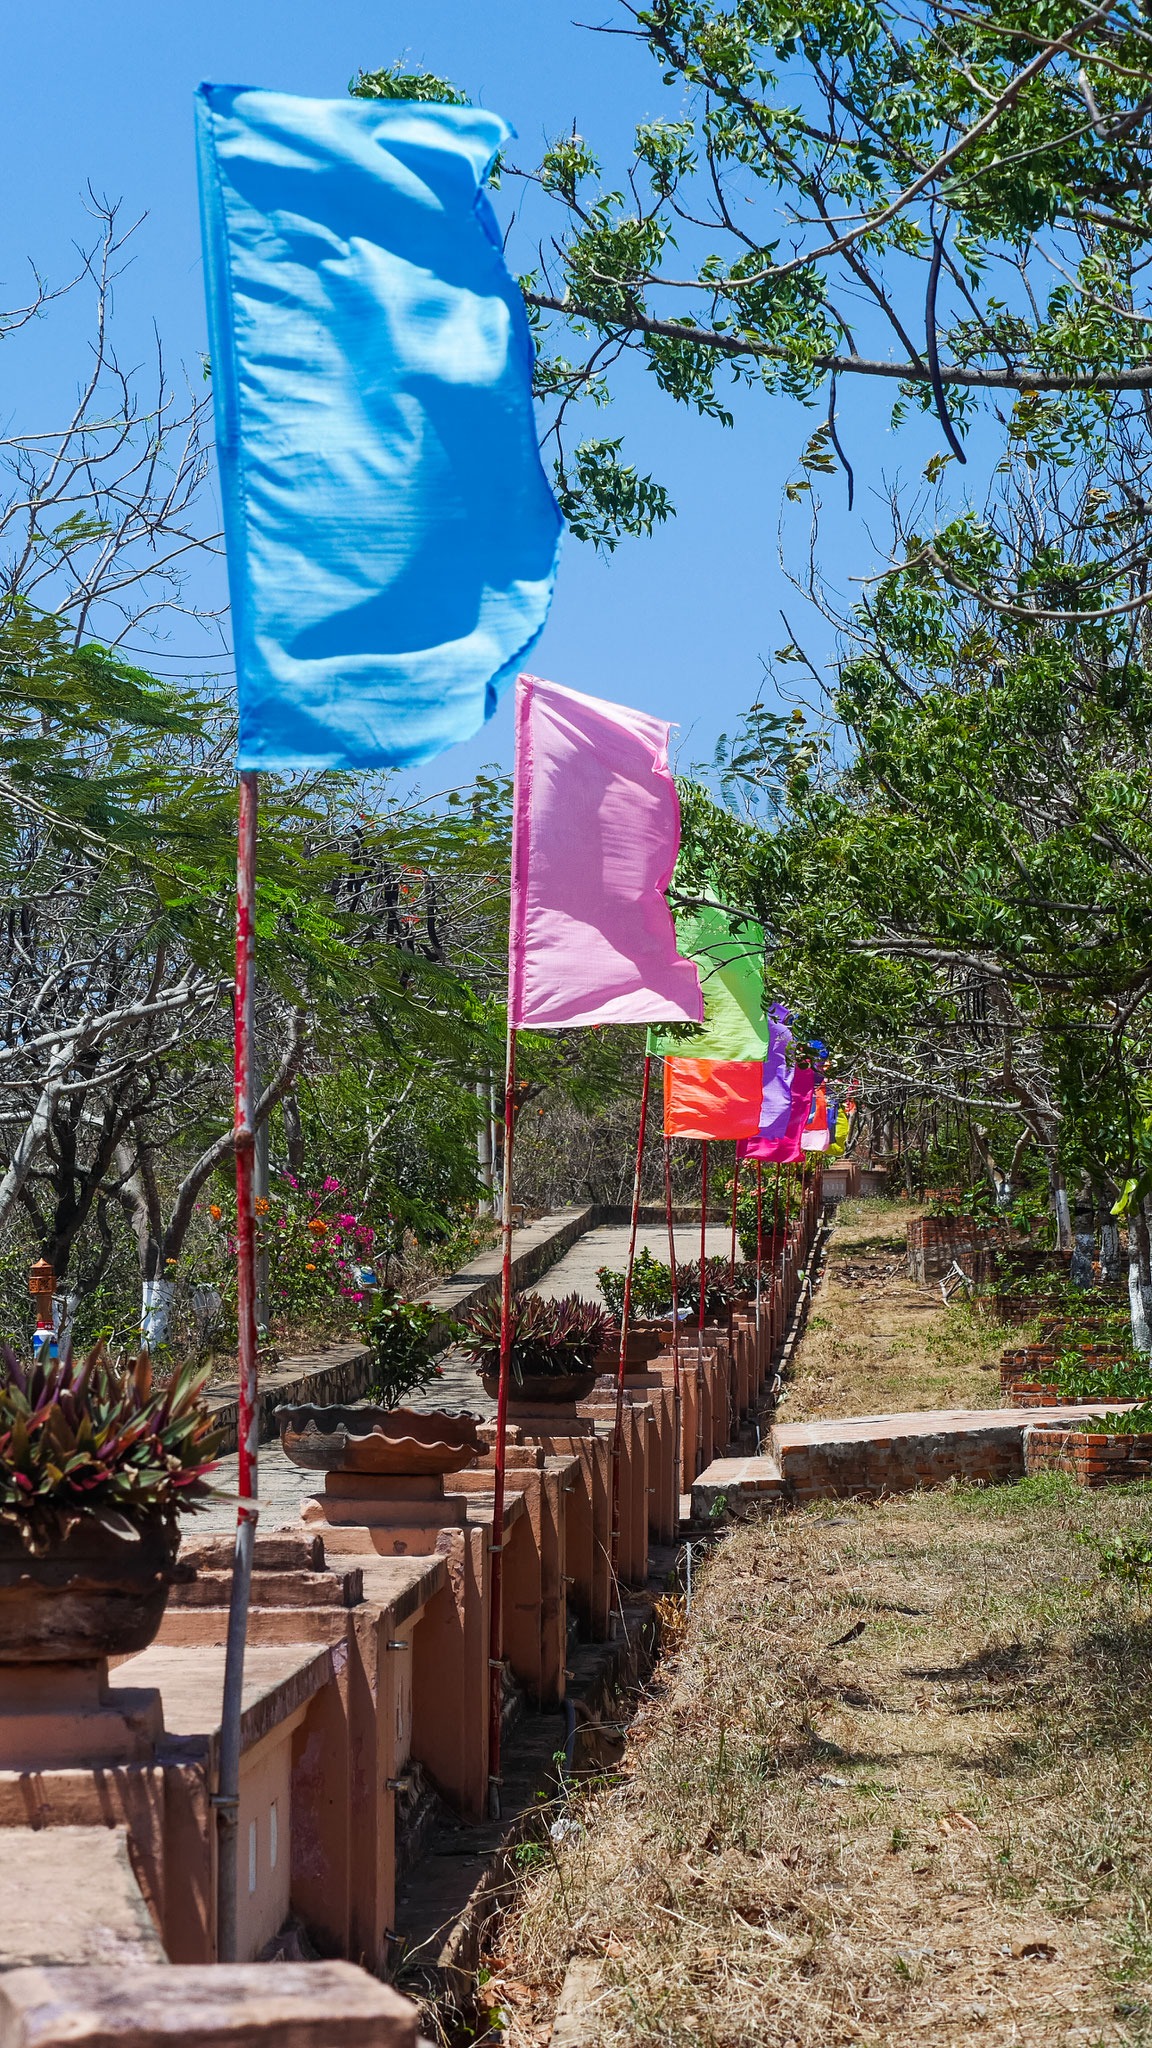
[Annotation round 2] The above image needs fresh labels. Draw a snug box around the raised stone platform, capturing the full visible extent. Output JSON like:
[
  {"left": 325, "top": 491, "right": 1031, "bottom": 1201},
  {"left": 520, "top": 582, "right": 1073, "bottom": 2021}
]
[{"left": 691, "top": 1401, "right": 1138, "bottom": 1514}]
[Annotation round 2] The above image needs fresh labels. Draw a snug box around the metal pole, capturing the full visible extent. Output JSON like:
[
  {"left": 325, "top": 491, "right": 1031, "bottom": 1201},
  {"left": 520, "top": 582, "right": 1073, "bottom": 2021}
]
[
  {"left": 612, "top": 1054, "right": 651, "bottom": 1574},
  {"left": 664, "top": 1134, "right": 682, "bottom": 1517},
  {"left": 253, "top": 1024, "right": 269, "bottom": 1332},
  {"left": 698, "top": 1140, "right": 708, "bottom": 1365},
  {"left": 755, "top": 1160, "right": 763, "bottom": 1334},
  {"left": 488, "top": 1020, "right": 517, "bottom": 1817},
  {"left": 217, "top": 769, "right": 260, "bottom": 1964}
]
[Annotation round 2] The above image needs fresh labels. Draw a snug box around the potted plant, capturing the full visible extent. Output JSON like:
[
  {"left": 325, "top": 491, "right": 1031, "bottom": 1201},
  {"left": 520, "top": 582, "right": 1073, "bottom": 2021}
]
[
  {"left": 459, "top": 1291, "right": 614, "bottom": 1403},
  {"left": 596, "top": 1254, "right": 748, "bottom": 1328},
  {"left": 363, "top": 1291, "right": 457, "bottom": 1408},
  {"left": 0, "top": 1343, "right": 221, "bottom": 1663},
  {"left": 275, "top": 1291, "right": 483, "bottom": 1477}
]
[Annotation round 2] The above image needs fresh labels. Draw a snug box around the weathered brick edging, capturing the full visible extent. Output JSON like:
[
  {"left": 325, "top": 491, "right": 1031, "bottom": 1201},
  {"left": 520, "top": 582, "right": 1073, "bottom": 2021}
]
[
  {"left": 206, "top": 1205, "right": 598, "bottom": 1454},
  {"left": 1026, "top": 1421, "right": 1152, "bottom": 1486}
]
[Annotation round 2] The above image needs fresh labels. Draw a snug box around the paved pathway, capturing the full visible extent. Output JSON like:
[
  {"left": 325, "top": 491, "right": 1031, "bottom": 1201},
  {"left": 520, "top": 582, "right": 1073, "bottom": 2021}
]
[
  {"left": 529, "top": 1220, "right": 734, "bottom": 1303},
  {"left": 195, "top": 1218, "right": 735, "bottom": 1536}
]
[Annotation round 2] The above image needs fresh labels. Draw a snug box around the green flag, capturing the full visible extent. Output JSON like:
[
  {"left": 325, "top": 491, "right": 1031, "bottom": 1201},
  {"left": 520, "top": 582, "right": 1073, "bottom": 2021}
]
[{"left": 646, "top": 901, "right": 769, "bottom": 1060}]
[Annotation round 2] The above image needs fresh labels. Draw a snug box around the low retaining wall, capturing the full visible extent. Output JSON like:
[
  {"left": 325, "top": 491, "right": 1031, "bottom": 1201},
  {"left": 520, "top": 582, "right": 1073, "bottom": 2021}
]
[
  {"left": 906, "top": 1215, "right": 994, "bottom": 1284},
  {"left": 776, "top": 1412, "right": 1028, "bottom": 1502},
  {"left": 1025, "top": 1422, "right": 1152, "bottom": 1487}
]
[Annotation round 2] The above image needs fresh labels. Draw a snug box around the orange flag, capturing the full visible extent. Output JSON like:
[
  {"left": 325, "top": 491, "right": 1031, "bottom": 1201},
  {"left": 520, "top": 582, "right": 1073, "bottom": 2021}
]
[{"left": 663, "top": 1057, "right": 764, "bottom": 1139}]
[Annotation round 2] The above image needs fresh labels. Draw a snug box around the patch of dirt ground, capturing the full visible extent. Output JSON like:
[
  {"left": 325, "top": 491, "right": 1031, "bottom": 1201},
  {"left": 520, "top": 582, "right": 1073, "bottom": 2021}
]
[
  {"left": 483, "top": 1201, "right": 1152, "bottom": 2047},
  {"left": 783, "top": 1197, "right": 1007, "bottom": 1421}
]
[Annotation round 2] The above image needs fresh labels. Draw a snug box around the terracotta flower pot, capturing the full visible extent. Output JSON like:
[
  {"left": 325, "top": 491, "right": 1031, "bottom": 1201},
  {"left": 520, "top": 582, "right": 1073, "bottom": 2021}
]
[
  {"left": 277, "top": 1403, "right": 481, "bottom": 1477},
  {"left": 480, "top": 1369, "right": 599, "bottom": 1405},
  {"left": 0, "top": 1514, "right": 181, "bottom": 1664}
]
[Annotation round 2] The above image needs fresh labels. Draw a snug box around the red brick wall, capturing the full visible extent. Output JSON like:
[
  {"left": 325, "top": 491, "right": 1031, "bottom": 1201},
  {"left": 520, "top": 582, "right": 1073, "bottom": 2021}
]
[{"left": 1025, "top": 1425, "right": 1152, "bottom": 1487}]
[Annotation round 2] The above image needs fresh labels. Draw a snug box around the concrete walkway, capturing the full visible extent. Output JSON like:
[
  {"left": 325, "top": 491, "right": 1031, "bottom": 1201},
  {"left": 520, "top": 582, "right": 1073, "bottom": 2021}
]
[
  {"left": 529, "top": 1220, "right": 734, "bottom": 1303},
  {"left": 197, "top": 1218, "right": 734, "bottom": 1535}
]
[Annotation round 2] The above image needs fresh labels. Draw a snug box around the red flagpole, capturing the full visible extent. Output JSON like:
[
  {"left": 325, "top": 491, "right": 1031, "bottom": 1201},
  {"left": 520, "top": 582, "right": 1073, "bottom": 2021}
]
[
  {"left": 612, "top": 1053, "right": 651, "bottom": 1574},
  {"left": 663, "top": 1134, "right": 682, "bottom": 1516},
  {"left": 488, "top": 1015, "right": 517, "bottom": 1814},
  {"left": 698, "top": 1140, "right": 708, "bottom": 1364},
  {"left": 218, "top": 768, "right": 260, "bottom": 1962},
  {"left": 755, "top": 1159, "right": 763, "bottom": 1335}
]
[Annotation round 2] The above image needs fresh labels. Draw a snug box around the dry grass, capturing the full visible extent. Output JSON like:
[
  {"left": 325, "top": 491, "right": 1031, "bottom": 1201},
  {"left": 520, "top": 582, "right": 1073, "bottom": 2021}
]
[
  {"left": 483, "top": 1199, "right": 1152, "bottom": 2046},
  {"left": 782, "top": 1198, "right": 1006, "bottom": 1422},
  {"left": 489, "top": 1479, "right": 1152, "bottom": 2045}
]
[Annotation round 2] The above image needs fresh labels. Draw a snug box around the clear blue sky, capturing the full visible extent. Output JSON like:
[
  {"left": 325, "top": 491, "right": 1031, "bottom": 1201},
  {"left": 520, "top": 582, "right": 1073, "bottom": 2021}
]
[{"left": 1, "top": 0, "right": 956, "bottom": 787}]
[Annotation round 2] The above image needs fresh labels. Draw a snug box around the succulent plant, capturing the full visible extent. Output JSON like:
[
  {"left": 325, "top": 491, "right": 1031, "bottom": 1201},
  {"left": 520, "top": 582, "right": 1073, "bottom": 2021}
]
[
  {"left": 459, "top": 1291, "right": 613, "bottom": 1381},
  {"left": 596, "top": 1254, "right": 751, "bottom": 1321},
  {"left": 0, "top": 1342, "right": 222, "bottom": 1551}
]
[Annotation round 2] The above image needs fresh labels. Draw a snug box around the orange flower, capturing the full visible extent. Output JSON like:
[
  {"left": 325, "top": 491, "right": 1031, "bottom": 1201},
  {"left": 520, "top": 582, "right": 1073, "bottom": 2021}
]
[
  {"left": 254, "top": 1197, "right": 270, "bottom": 1215},
  {"left": 307, "top": 1218, "right": 327, "bottom": 1235},
  {"left": 305, "top": 1262, "right": 316, "bottom": 1271},
  {"left": 209, "top": 1204, "right": 222, "bottom": 1221}
]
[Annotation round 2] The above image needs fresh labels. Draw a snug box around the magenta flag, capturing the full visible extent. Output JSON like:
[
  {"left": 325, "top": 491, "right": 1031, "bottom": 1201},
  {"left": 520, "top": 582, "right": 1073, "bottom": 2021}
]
[
  {"left": 737, "top": 1067, "right": 816, "bottom": 1162},
  {"left": 509, "top": 674, "right": 704, "bottom": 1029},
  {"left": 758, "top": 1006, "right": 795, "bottom": 1137}
]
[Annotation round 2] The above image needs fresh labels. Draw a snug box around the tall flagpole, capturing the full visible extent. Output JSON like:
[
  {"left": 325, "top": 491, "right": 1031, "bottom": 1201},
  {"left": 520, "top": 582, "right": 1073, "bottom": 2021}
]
[
  {"left": 612, "top": 1054, "right": 651, "bottom": 1574},
  {"left": 217, "top": 769, "right": 260, "bottom": 1962},
  {"left": 490, "top": 680, "right": 530, "bottom": 1818},
  {"left": 698, "top": 1139, "right": 708, "bottom": 1365},
  {"left": 488, "top": 1013, "right": 517, "bottom": 1816},
  {"left": 664, "top": 1134, "right": 682, "bottom": 1516},
  {"left": 755, "top": 1159, "right": 763, "bottom": 1335}
]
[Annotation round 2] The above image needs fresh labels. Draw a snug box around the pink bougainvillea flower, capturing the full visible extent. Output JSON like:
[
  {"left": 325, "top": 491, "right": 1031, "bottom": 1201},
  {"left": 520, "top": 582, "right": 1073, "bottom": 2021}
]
[
  {"left": 337, "top": 1212, "right": 356, "bottom": 1228},
  {"left": 284, "top": 1173, "right": 298, "bottom": 1189},
  {"left": 355, "top": 1225, "right": 375, "bottom": 1246},
  {"left": 323, "top": 1176, "right": 341, "bottom": 1193}
]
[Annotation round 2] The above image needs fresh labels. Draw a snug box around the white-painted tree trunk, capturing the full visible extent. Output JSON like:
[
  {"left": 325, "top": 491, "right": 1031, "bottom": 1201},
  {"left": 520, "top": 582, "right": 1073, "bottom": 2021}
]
[
  {"left": 476, "top": 1078, "right": 492, "bottom": 1216},
  {"left": 140, "top": 1276, "right": 176, "bottom": 1351},
  {"left": 1129, "top": 1203, "right": 1152, "bottom": 1353},
  {"left": 1050, "top": 1170, "right": 1072, "bottom": 1252}
]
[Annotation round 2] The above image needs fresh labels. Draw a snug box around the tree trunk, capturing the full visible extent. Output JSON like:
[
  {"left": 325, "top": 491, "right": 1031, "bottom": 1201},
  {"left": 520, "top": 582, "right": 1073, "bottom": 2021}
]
[
  {"left": 1070, "top": 1174, "right": 1095, "bottom": 1289},
  {"left": 476, "top": 1077, "right": 493, "bottom": 1216},
  {"left": 283, "top": 1092, "right": 305, "bottom": 1173},
  {"left": 1129, "top": 1203, "right": 1152, "bottom": 1353},
  {"left": 1049, "top": 1165, "right": 1072, "bottom": 1252},
  {"left": 1099, "top": 1196, "right": 1121, "bottom": 1286},
  {"left": 141, "top": 1275, "right": 176, "bottom": 1350}
]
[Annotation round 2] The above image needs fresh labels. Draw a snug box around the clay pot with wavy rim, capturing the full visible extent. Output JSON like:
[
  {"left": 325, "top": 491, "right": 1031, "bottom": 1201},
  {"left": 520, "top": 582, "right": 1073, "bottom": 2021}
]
[
  {"left": 480, "top": 1369, "right": 599, "bottom": 1405},
  {"left": 0, "top": 1514, "right": 182, "bottom": 1663},
  {"left": 276, "top": 1403, "right": 482, "bottom": 1477}
]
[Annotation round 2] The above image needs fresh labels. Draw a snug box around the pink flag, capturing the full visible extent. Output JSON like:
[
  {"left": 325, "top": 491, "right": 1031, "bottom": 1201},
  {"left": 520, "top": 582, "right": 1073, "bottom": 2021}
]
[{"left": 509, "top": 675, "right": 704, "bottom": 1029}]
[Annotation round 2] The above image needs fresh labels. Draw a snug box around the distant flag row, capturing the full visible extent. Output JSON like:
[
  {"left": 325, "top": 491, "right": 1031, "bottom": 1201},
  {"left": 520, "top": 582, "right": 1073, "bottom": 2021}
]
[{"left": 194, "top": 88, "right": 844, "bottom": 1136}]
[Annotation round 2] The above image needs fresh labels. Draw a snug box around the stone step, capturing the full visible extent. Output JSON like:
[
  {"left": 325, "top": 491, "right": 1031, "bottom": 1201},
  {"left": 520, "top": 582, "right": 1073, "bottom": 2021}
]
[{"left": 691, "top": 1454, "right": 784, "bottom": 1519}]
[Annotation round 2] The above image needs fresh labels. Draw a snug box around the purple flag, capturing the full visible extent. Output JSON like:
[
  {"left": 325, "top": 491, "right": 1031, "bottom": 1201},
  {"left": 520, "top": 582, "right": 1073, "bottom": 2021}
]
[
  {"left": 509, "top": 675, "right": 704, "bottom": 1030},
  {"left": 757, "top": 1005, "right": 794, "bottom": 1138}
]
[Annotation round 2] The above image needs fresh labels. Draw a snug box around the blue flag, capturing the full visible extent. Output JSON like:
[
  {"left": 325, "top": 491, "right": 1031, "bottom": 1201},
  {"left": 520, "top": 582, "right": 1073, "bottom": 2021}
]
[{"left": 195, "top": 86, "right": 563, "bottom": 771}]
